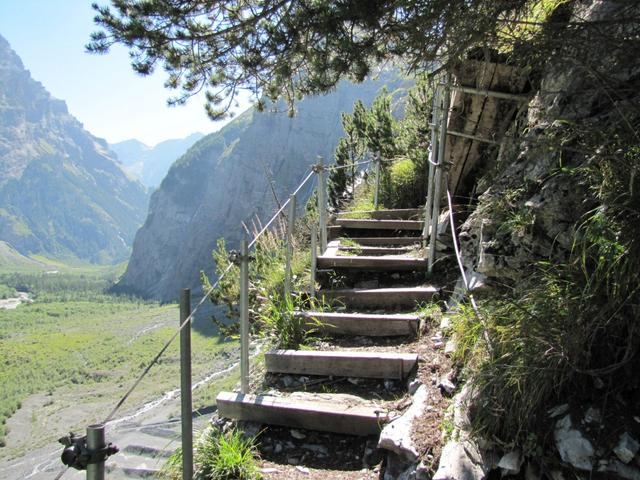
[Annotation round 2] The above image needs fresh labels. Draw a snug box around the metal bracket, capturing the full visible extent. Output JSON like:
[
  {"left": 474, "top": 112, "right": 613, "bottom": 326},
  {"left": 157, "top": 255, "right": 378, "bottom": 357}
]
[
  {"left": 228, "top": 250, "right": 254, "bottom": 266},
  {"left": 58, "top": 433, "right": 118, "bottom": 471}
]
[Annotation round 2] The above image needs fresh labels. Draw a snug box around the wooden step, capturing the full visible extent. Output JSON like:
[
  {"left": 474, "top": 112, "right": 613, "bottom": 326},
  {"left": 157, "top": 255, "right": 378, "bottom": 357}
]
[
  {"left": 317, "top": 254, "right": 427, "bottom": 271},
  {"left": 320, "top": 286, "right": 439, "bottom": 308},
  {"left": 337, "top": 208, "right": 423, "bottom": 220},
  {"left": 298, "top": 311, "right": 419, "bottom": 336},
  {"left": 344, "top": 236, "right": 422, "bottom": 246},
  {"left": 216, "top": 392, "right": 389, "bottom": 436},
  {"left": 338, "top": 246, "right": 412, "bottom": 255},
  {"left": 265, "top": 350, "right": 419, "bottom": 379},
  {"left": 334, "top": 219, "right": 423, "bottom": 231}
]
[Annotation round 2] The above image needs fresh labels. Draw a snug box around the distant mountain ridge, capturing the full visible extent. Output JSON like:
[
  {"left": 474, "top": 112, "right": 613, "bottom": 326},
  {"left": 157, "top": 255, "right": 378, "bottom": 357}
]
[
  {"left": 110, "top": 133, "right": 205, "bottom": 188},
  {"left": 0, "top": 33, "right": 149, "bottom": 264},
  {"left": 117, "top": 72, "right": 409, "bottom": 301}
]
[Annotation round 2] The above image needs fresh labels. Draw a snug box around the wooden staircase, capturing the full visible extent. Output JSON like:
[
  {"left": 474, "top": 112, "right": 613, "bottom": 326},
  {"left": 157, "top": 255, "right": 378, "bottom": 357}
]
[{"left": 216, "top": 208, "right": 439, "bottom": 437}]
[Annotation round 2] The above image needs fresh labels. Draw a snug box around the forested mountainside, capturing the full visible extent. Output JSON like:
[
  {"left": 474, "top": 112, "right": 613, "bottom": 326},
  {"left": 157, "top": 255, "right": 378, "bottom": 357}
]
[
  {"left": 110, "top": 133, "right": 205, "bottom": 189},
  {"left": 0, "top": 34, "right": 149, "bottom": 264},
  {"left": 117, "top": 72, "right": 408, "bottom": 301}
]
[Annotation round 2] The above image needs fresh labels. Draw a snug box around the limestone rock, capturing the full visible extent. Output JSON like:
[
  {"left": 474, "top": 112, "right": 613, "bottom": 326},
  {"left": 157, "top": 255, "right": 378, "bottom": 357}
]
[
  {"left": 554, "top": 415, "right": 594, "bottom": 471},
  {"left": 432, "top": 439, "right": 488, "bottom": 480},
  {"left": 378, "top": 385, "right": 429, "bottom": 461},
  {"left": 498, "top": 450, "right": 523, "bottom": 476},
  {"left": 614, "top": 432, "right": 640, "bottom": 464}
]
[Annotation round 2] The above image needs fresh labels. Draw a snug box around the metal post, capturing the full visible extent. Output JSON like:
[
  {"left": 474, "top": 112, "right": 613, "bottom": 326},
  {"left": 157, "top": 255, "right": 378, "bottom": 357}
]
[
  {"left": 429, "top": 77, "right": 451, "bottom": 273},
  {"left": 423, "top": 86, "right": 441, "bottom": 254},
  {"left": 239, "top": 236, "right": 250, "bottom": 394},
  {"left": 179, "top": 288, "right": 193, "bottom": 480},
  {"left": 310, "top": 222, "right": 317, "bottom": 298},
  {"left": 316, "top": 156, "right": 328, "bottom": 252},
  {"left": 373, "top": 152, "right": 381, "bottom": 210},
  {"left": 86, "top": 424, "right": 105, "bottom": 480},
  {"left": 284, "top": 194, "right": 296, "bottom": 302}
]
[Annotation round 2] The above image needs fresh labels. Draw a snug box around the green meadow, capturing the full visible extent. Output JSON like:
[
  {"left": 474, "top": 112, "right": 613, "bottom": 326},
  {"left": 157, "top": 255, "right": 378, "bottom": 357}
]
[{"left": 0, "top": 264, "right": 236, "bottom": 448}]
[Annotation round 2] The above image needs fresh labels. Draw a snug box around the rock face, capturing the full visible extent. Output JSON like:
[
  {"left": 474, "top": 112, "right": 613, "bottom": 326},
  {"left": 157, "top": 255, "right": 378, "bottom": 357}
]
[
  {"left": 117, "top": 73, "right": 404, "bottom": 301},
  {"left": 0, "top": 34, "right": 149, "bottom": 263},
  {"left": 110, "top": 133, "right": 205, "bottom": 189}
]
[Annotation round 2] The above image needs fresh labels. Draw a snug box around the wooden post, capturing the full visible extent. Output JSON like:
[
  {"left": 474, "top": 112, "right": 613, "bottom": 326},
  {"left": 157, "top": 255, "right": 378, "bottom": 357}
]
[
  {"left": 316, "top": 156, "right": 328, "bottom": 252},
  {"left": 310, "top": 223, "right": 317, "bottom": 298},
  {"left": 373, "top": 152, "right": 381, "bottom": 210},
  {"left": 429, "top": 77, "right": 451, "bottom": 273},
  {"left": 86, "top": 424, "right": 105, "bottom": 480},
  {"left": 423, "top": 86, "right": 441, "bottom": 254},
  {"left": 179, "top": 289, "right": 193, "bottom": 480},
  {"left": 284, "top": 194, "right": 296, "bottom": 302},
  {"left": 239, "top": 236, "right": 250, "bottom": 394}
]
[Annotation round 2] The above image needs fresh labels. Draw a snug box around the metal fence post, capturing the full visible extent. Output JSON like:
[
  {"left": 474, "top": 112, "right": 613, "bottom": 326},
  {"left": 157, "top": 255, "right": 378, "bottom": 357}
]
[
  {"left": 310, "top": 222, "right": 317, "bottom": 298},
  {"left": 373, "top": 152, "right": 381, "bottom": 210},
  {"left": 423, "top": 86, "right": 441, "bottom": 254},
  {"left": 179, "top": 288, "right": 193, "bottom": 480},
  {"left": 239, "top": 236, "right": 250, "bottom": 394},
  {"left": 316, "top": 156, "right": 328, "bottom": 252},
  {"left": 86, "top": 424, "right": 105, "bottom": 480},
  {"left": 429, "top": 76, "right": 451, "bottom": 273},
  {"left": 284, "top": 194, "right": 296, "bottom": 302}
]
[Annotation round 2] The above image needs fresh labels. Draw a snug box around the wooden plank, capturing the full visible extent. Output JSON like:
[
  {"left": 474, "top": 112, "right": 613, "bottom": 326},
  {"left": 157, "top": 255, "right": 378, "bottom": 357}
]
[
  {"left": 335, "top": 219, "right": 423, "bottom": 231},
  {"left": 298, "top": 311, "right": 419, "bottom": 336},
  {"left": 265, "top": 350, "right": 419, "bottom": 379},
  {"left": 337, "top": 208, "right": 423, "bottom": 220},
  {"left": 338, "top": 246, "right": 412, "bottom": 255},
  {"left": 216, "top": 391, "right": 389, "bottom": 436},
  {"left": 344, "top": 236, "right": 421, "bottom": 246},
  {"left": 320, "top": 286, "right": 439, "bottom": 308},
  {"left": 317, "top": 254, "right": 427, "bottom": 271}
]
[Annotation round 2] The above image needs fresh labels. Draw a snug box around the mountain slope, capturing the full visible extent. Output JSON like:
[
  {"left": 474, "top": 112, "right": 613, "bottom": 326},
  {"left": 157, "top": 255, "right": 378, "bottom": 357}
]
[
  {"left": 110, "top": 133, "right": 205, "bottom": 188},
  {"left": 0, "top": 34, "right": 149, "bottom": 264},
  {"left": 117, "top": 72, "right": 408, "bottom": 301}
]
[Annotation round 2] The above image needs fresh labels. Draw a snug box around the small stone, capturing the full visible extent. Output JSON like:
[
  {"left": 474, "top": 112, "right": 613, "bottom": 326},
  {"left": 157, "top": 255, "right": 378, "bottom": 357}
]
[
  {"left": 287, "top": 456, "right": 300, "bottom": 465},
  {"left": 438, "top": 377, "right": 456, "bottom": 395},
  {"left": 440, "top": 316, "right": 451, "bottom": 331},
  {"left": 384, "top": 379, "right": 395, "bottom": 391},
  {"left": 593, "top": 377, "right": 605, "bottom": 389},
  {"left": 498, "top": 450, "right": 523, "bottom": 476},
  {"left": 548, "top": 404, "right": 569, "bottom": 418},
  {"left": 407, "top": 379, "right": 422, "bottom": 395},
  {"left": 282, "top": 375, "right": 295, "bottom": 388},
  {"left": 549, "top": 470, "right": 566, "bottom": 480},
  {"left": 274, "top": 443, "right": 283, "bottom": 454},
  {"left": 583, "top": 407, "right": 601, "bottom": 425},
  {"left": 348, "top": 377, "right": 363, "bottom": 385},
  {"left": 302, "top": 444, "right": 328, "bottom": 455},
  {"left": 391, "top": 273, "right": 401, "bottom": 279},
  {"left": 444, "top": 339, "right": 456, "bottom": 355},
  {"left": 614, "top": 432, "right": 640, "bottom": 464},
  {"left": 260, "top": 467, "right": 279, "bottom": 474},
  {"left": 433, "top": 341, "right": 445, "bottom": 349},
  {"left": 291, "top": 429, "right": 306, "bottom": 440},
  {"left": 295, "top": 466, "right": 310, "bottom": 474}
]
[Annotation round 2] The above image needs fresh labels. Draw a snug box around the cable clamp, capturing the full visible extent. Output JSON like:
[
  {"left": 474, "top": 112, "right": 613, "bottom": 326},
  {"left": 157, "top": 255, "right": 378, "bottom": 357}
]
[
  {"left": 228, "top": 250, "right": 254, "bottom": 265},
  {"left": 59, "top": 433, "right": 119, "bottom": 470}
]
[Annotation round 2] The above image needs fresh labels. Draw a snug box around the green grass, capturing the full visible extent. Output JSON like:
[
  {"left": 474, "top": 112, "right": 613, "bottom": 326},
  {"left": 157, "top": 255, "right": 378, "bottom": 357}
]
[{"left": 160, "top": 427, "right": 262, "bottom": 480}]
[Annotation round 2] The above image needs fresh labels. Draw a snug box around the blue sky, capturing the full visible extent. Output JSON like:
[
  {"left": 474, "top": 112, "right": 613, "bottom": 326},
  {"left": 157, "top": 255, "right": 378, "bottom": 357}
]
[{"left": 0, "top": 0, "right": 251, "bottom": 146}]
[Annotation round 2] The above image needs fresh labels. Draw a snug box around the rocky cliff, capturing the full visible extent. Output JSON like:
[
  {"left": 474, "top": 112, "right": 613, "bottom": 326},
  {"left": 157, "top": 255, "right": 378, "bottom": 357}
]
[
  {"left": 117, "top": 73, "right": 405, "bottom": 301},
  {"left": 110, "top": 133, "right": 205, "bottom": 189},
  {"left": 0, "top": 34, "right": 149, "bottom": 264}
]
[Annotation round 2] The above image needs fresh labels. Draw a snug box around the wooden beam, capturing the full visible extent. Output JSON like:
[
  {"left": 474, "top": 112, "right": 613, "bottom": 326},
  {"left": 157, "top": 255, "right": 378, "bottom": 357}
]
[
  {"left": 343, "top": 236, "right": 421, "bottom": 246},
  {"left": 265, "top": 350, "right": 419, "bottom": 379},
  {"left": 298, "top": 311, "right": 419, "bottom": 337},
  {"left": 317, "top": 254, "right": 427, "bottom": 271},
  {"left": 335, "top": 219, "right": 423, "bottom": 231},
  {"left": 216, "top": 392, "right": 389, "bottom": 436},
  {"left": 337, "top": 208, "right": 423, "bottom": 220},
  {"left": 338, "top": 246, "right": 412, "bottom": 255},
  {"left": 320, "top": 286, "right": 439, "bottom": 308}
]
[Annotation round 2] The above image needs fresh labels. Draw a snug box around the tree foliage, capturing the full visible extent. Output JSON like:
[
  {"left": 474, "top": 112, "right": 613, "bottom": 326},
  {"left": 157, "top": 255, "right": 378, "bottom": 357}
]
[{"left": 88, "top": 0, "right": 536, "bottom": 118}]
